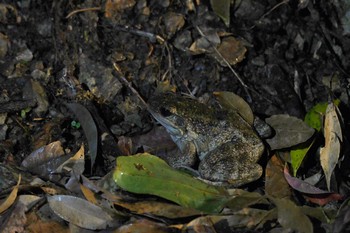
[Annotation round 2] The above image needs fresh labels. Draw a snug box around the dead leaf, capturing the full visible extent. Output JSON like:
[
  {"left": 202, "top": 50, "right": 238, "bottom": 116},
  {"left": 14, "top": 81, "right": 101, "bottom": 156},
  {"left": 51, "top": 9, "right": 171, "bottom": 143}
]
[
  {"left": 115, "top": 219, "right": 171, "bottom": 233},
  {"left": 270, "top": 197, "right": 313, "bottom": 233},
  {"left": 48, "top": 195, "right": 115, "bottom": 230},
  {"left": 226, "top": 189, "right": 269, "bottom": 211},
  {"left": 80, "top": 184, "right": 98, "bottom": 205},
  {"left": 163, "top": 12, "right": 185, "bottom": 38},
  {"left": 185, "top": 208, "right": 272, "bottom": 232},
  {"left": 213, "top": 91, "right": 254, "bottom": 125},
  {"left": 265, "top": 155, "right": 292, "bottom": 199},
  {"left": 21, "top": 141, "right": 65, "bottom": 169},
  {"left": 105, "top": 0, "right": 136, "bottom": 18},
  {"left": 212, "top": 36, "right": 247, "bottom": 66},
  {"left": 66, "top": 103, "right": 98, "bottom": 173},
  {"left": 55, "top": 144, "right": 85, "bottom": 175},
  {"left": 114, "top": 200, "right": 201, "bottom": 219},
  {"left": 155, "top": 80, "right": 177, "bottom": 95},
  {"left": 266, "top": 114, "right": 315, "bottom": 150},
  {"left": 210, "top": 0, "right": 231, "bottom": 27},
  {"left": 320, "top": 102, "right": 343, "bottom": 191},
  {"left": 21, "top": 141, "right": 70, "bottom": 180},
  {"left": 283, "top": 167, "right": 343, "bottom": 205},
  {"left": 26, "top": 210, "right": 69, "bottom": 233},
  {"left": 0, "top": 174, "right": 21, "bottom": 214}
]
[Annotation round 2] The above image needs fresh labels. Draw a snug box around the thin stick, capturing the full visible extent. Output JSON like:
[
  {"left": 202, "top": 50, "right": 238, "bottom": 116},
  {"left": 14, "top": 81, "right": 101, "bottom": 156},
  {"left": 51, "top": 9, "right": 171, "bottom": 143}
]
[
  {"left": 66, "top": 7, "right": 101, "bottom": 19},
  {"left": 196, "top": 26, "right": 252, "bottom": 103},
  {"left": 112, "top": 63, "right": 149, "bottom": 109}
]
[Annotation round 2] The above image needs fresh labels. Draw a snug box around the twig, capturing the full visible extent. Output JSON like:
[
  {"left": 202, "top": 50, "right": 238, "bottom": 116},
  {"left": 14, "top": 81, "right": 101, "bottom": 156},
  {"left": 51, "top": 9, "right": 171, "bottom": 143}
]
[
  {"left": 242, "top": 0, "right": 289, "bottom": 30},
  {"left": 196, "top": 26, "right": 252, "bottom": 103},
  {"left": 110, "top": 24, "right": 165, "bottom": 44},
  {"left": 112, "top": 63, "right": 149, "bottom": 109},
  {"left": 66, "top": 7, "right": 101, "bottom": 19}
]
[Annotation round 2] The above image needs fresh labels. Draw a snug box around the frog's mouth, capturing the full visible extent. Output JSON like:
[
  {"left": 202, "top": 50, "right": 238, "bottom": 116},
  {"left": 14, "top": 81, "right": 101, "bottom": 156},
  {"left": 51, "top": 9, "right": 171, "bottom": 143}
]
[{"left": 149, "top": 109, "right": 183, "bottom": 136}]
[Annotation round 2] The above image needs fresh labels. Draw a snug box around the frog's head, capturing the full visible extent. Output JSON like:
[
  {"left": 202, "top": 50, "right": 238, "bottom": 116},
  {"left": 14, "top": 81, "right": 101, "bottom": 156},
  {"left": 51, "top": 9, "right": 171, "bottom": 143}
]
[{"left": 148, "top": 93, "right": 192, "bottom": 138}]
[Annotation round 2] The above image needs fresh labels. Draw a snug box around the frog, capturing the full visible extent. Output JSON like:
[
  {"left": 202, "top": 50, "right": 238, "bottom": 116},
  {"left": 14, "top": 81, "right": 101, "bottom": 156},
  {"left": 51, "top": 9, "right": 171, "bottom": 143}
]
[{"left": 148, "top": 93, "right": 265, "bottom": 187}]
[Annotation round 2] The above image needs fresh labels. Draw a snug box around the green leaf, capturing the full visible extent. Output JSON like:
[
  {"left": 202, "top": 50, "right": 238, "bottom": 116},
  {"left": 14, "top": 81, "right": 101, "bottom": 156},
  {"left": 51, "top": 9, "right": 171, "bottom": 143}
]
[
  {"left": 304, "top": 100, "right": 340, "bottom": 131},
  {"left": 210, "top": 0, "right": 231, "bottom": 27},
  {"left": 290, "top": 140, "right": 315, "bottom": 176},
  {"left": 113, "top": 153, "right": 230, "bottom": 213},
  {"left": 291, "top": 100, "right": 340, "bottom": 175}
]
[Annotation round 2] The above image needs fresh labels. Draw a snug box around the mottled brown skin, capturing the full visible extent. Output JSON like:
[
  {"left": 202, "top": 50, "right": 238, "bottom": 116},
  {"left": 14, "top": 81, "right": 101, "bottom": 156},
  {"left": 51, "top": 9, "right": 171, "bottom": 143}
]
[{"left": 148, "top": 93, "right": 264, "bottom": 187}]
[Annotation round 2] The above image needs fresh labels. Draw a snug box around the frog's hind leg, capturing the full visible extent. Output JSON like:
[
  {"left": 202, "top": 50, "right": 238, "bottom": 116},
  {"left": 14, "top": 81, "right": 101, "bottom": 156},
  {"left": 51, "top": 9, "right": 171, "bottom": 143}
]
[{"left": 198, "top": 143, "right": 263, "bottom": 187}]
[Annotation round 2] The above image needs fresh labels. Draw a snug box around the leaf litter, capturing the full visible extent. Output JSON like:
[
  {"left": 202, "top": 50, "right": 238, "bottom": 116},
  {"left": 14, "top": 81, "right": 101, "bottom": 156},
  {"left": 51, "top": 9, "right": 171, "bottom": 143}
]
[{"left": 0, "top": 1, "right": 350, "bottom": 232}]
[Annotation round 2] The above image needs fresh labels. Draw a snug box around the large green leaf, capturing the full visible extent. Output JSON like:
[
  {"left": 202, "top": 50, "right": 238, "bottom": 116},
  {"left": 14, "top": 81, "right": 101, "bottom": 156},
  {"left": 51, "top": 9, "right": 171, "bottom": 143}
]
[{"left": 113, "top": 153, "right": 230, "bottom": 213}]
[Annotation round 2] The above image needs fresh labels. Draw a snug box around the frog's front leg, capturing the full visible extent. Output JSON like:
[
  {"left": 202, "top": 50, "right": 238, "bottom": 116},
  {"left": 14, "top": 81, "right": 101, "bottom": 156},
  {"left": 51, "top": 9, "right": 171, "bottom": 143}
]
[
  {"left": 198, "top": 143, "right": 263, "bottom": 187},
  {"left": 166, "top": 138, "right": 198, "bottom": 169}
]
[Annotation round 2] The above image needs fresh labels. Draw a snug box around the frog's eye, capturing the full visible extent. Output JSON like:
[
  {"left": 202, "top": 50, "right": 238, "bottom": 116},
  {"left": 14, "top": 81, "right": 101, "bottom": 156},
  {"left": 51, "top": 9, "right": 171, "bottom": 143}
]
[{"left": 160, "top": 107, "right": 172, "bottom": 117}]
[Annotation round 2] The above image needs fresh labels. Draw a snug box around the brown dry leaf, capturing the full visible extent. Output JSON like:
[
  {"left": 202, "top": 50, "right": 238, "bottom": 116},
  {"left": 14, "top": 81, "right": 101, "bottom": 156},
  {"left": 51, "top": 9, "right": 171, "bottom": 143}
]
[
  {"left": 265, "top": 155, "right": 292, "bottom": 199},
  {"left": 163, "top": 12, "right": 185, "bottom": 38},
  {"left": 26, "top": 211, "right": 69, "bottom": 233},
  {"left": 0, "top": 174, "right": 21, "bottom": 213},
  {"left": 226, "top": 189, "right": 269, "bottom": 211},
  {"left": 266, "top": 114, "right": 315, "bottom": 150},
  {"left": 114, "top": 200, "right": 201, "bottom": 219},
  {"left": 80, "top": 184, "right": 98, "bottom": 205},
  {"left": 115, "top": 219, "right": 171, "bottom": 233},
  {"left": 32, "top": 121, "right": 60, "bottom": 150},
  {"left": 213, "top": 36, "right": 247, "bottom": 66},
  {"left": 270, "top": 197, "right": 313, "bottom": 233},
  {"left": 131, "top": 126, "right": 177, "bottom": 154},
  {"left": 55, "top": 144, "right": 85, "bottom": 175},
  {"left": 21, "top": 141, "right": 68, "bottom": 178},
  {"left": 155, "top": 80, "right": 177, "bottom": 94},
  {"left": 320, "top": 102, "right": 343, "bottom": 191},
  {"left": 105, "top": 0, "right": 136, "bottom": 18},
  {"left": 184, "top": 208, "right": 272, "bottom": 232},
  {"left": 213, "top": 91, "right": 254, "bottom": 125}
]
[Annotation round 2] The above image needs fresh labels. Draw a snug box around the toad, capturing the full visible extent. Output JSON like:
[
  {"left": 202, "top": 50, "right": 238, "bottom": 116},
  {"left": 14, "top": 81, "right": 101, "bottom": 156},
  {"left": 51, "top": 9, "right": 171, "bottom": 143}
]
[{"left": 148, "top": 93, "right": 264, "bottom": 187}]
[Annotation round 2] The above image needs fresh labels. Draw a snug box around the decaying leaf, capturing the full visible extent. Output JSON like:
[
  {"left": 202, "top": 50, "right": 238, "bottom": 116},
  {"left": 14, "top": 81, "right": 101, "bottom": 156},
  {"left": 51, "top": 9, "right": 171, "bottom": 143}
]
[
  {"left": 266, "top": 114, "right": 315, "bottom": 150},
  {"left": 265, "top": 155, "right": 292, "bottom": 199},
  {"left": 55, "top": 144, "right": 85, "bottom": 175},
  {"left": 0, "top": 174, "right": 21, "bottom": 214},
  {"left": 185, "top": 208, "right": 273, "bottom": 232},
  {"left": 48, "top": 195, "right": 115, "bottom": 230},
  {"left": 105, "top": 0, "right": 136, "bottom": 18},
  {"left": 270, "top": 197, "right": 313, "bottom": 233},
  {"left": 284, "top": 166, "right": 331, "bottom": 195},
  {"left": 163, "top": 12, "right": 185, "bottom": 38},
  {"left": 213, "top": 91, "right": 254, "bottom": 125},
  {"left": 213, "top": 36, "right": 247, "bottom": 66},
  {"left": 80, "top": 184, "right": 98, "bottom": 205},
  {"left": 226, "top": 189, "right": 269, "bottom": 211},
  {"left": 320, "top": 102, "right": 343, "bottom": 191},
  {"left": 284, "top": 166, "right": 343, "bottom": 205},
  {"left": 66, "top": 103, "right": 98, "bottom": 173},
  {"left": 210, "top": 0, "right": 231, "bottom": 27},
  {"left": 21, "top": 141, "right": 69, "bottom": 179},
  {"left": 113, "top": 153, "right": 230, "bottom": 213},
  {"left": 114, "top": 200, "right": 201, "bottom": 219},
  {"left": 115, "top": 219, "right": 171, "bottom": 233}
]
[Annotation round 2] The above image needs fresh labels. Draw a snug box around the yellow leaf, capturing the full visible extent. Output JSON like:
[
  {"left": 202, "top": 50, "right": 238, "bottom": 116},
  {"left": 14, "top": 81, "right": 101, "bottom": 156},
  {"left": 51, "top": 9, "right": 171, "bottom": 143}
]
[
  {"left": 320, "top": 103, "right": 342, "bottom": 191},
  {"left": 0, "top": 174, "right": 21, "bottom": 213}
]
